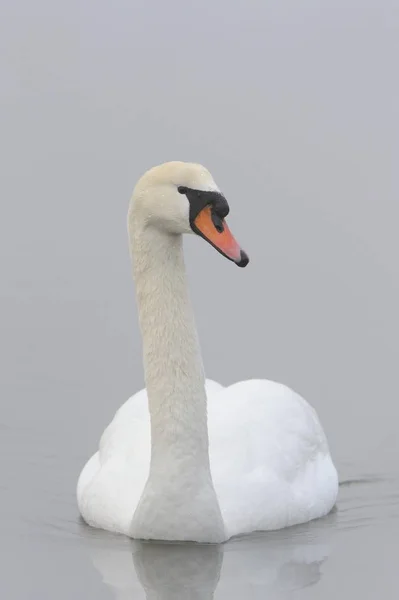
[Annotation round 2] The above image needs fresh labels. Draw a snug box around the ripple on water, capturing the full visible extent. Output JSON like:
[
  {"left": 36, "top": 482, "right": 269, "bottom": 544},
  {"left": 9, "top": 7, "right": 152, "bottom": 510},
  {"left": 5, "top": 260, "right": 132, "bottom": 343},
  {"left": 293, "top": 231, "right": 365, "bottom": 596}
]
[{"left": 337, "top": 473, "right": 399, "bottom": 530}]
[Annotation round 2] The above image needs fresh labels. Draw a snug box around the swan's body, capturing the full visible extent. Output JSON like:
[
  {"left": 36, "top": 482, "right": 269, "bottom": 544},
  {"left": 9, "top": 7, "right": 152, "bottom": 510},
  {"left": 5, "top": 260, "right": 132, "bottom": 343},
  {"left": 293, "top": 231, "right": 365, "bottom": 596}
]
[
  {"left": 78, "top": 379, "right": 337, "bottom": 540},
  {"left": 77, "top": 162, "right": 338, "bottom": 542}
]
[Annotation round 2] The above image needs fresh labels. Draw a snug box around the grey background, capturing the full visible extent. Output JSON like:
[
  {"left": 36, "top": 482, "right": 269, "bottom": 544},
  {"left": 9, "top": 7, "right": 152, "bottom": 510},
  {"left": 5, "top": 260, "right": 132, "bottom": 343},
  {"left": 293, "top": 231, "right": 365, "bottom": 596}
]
[{"left": 1, "top": 1, "right": 398, "bottom": 598}]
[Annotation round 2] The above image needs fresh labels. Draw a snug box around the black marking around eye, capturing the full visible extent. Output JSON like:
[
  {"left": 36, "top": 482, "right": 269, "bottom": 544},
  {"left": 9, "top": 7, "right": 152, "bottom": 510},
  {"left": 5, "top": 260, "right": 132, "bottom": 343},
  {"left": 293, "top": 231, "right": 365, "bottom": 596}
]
[{"left": 178, "top": 187, "right": 230, "bottom": 226}]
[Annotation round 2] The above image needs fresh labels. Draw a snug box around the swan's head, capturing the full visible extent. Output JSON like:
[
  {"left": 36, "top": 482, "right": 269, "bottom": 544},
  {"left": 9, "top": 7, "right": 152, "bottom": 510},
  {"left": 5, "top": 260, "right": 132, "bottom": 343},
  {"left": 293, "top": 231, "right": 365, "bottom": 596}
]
[{"left": 130, "top": 161, "right": 249, "bottom": 267}]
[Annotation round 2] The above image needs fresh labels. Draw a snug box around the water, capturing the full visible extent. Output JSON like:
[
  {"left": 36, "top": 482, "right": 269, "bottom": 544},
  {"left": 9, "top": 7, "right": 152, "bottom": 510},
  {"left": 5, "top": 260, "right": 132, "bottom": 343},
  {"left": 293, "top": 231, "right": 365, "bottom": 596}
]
[
  {"left": 1, "top": 1, "right": 398, "bottom": 598},
  {"left": 1, "top": 422, "right": 398, "bottom": 600},
  {"left": 2, "top": 364, "right": 399, "bottom": 598}
]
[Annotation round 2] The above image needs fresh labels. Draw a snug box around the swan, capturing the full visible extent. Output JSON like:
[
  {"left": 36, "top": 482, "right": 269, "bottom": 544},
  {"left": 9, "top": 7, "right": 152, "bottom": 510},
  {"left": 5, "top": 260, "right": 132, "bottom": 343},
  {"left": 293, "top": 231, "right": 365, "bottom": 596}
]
[{"left": 77, "top": 161, "right": 338, "bottom": 543}]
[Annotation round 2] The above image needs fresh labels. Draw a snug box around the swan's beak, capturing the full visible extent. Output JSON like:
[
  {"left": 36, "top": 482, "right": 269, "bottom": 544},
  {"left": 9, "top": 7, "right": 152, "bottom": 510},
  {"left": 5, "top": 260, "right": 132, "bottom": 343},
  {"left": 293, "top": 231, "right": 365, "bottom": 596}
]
[{"left": 193, "top": 206, "right": 249, "bottom": 267}]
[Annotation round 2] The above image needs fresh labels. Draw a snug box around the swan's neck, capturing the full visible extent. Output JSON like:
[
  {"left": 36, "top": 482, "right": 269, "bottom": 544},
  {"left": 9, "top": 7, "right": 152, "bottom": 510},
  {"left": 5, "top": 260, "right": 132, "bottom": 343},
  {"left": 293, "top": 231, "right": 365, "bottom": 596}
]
[
  {"left": 129, "top": 222, "right": 225, "bottom": 542},
  {"left": 133, "top": 227, "right": 208, "bottom": 465}
]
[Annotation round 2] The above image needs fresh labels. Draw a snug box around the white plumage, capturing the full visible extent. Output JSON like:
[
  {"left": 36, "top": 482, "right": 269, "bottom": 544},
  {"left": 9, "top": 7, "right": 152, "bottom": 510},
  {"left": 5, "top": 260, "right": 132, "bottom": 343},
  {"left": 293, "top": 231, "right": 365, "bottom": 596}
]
[
  {"left": 78, "top": 378, "right": 337, "bottom": 540},
  {"left": 77, "top": 162, "right": 338, "bottom": 542}
]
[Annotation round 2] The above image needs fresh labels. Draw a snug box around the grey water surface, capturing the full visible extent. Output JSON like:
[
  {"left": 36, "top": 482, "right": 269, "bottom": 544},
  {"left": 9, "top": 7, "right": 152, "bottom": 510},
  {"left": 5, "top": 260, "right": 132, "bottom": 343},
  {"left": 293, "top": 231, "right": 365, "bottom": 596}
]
[{"left": 1, "top": 1, "right": 398, "bottom": 598}]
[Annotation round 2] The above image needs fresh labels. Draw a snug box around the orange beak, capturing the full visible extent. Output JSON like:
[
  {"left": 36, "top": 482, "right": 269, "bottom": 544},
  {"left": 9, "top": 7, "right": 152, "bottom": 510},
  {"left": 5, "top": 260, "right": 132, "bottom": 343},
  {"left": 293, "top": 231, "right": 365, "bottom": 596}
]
[{"left": 193, "top": 205, "right": 249, "bottom": 267}]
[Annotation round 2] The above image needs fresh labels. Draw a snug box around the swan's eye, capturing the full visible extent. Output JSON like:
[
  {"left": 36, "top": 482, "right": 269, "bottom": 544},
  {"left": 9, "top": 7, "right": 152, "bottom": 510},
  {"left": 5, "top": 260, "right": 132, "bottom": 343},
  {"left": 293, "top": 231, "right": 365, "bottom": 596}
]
[{"left": 178, "top": 186, "right": 188, "bottom": 194}]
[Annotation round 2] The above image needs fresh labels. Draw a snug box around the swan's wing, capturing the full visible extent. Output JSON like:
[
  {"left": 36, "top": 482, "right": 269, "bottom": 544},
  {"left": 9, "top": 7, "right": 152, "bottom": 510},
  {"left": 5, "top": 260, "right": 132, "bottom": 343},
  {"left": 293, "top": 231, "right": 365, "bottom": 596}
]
[
  {"left": 77, "top": 387, "right": 150, "bottom": 533},
  {"left": 208, "top": 379, "right": 338, "bottom": 537}
]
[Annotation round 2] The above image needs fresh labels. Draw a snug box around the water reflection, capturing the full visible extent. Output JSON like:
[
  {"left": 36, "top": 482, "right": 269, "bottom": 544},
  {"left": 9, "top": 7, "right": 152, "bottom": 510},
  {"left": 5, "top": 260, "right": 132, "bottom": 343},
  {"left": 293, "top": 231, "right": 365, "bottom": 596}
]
[
  {"left": 86, "top": 513, "right": 335, "bottom": 599},
  {"left": 134, "top": 543, "right": 223, "bottom": 600}
]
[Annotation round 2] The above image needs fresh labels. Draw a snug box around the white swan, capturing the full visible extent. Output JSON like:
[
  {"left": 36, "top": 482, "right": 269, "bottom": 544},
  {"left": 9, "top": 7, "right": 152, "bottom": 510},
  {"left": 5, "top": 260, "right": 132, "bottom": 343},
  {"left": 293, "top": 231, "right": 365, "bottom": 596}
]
[{"left": 77, "top": 161, "right": 338, "bottom": 543}]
